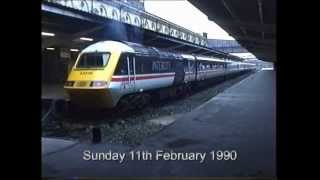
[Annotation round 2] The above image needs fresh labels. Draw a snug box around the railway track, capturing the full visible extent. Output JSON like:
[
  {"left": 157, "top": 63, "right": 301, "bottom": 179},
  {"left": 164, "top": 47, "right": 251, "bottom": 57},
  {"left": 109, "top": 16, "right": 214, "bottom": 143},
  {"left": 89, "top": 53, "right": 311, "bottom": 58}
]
[{"left": 41, "top": 72, "right": 254, "bottom": 146}]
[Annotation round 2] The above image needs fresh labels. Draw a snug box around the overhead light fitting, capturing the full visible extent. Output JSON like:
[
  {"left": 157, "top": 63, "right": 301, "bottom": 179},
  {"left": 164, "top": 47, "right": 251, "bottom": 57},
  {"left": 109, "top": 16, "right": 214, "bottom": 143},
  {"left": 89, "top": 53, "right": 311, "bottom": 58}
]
[
  {"left": 80, "top": 37, "right": 93, "bottom": 41},
  {"left": 42, "top": 32, "right": 55, "bottom": 37}
]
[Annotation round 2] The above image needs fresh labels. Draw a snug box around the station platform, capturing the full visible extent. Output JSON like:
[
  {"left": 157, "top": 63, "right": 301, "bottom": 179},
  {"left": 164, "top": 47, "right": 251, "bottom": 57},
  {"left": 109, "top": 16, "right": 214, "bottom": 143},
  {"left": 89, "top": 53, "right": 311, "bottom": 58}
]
[
  {"left": 42, "top": 69, "right": 276, "bottom": 178},
  {"left": 42, "top": 138, "right": 78, "bottom": 156}
]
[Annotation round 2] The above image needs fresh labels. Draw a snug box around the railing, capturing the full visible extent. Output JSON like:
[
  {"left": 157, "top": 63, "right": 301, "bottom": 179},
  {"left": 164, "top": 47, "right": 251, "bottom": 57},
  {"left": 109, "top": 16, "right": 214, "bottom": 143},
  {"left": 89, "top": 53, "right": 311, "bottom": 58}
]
[
  {"left": 213, "top": 47, "right": 248, "bottom": 53},
  {"left": 43, "top": 0, "right": 208, "bottom": 47}
]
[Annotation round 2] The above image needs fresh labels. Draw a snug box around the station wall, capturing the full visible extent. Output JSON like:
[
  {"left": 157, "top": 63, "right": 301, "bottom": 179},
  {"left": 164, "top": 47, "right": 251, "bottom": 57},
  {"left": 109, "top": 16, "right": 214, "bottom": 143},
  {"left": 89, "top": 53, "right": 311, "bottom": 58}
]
[{"left": 42, "top": 49, "right": 77, "bottom": 84}]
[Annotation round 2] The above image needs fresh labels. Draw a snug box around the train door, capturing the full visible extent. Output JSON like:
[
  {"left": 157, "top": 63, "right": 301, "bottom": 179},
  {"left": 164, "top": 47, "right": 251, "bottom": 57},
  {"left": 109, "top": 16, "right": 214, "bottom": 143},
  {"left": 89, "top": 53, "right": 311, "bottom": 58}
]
[
  {"left": 126, "top": 54, "right": 136, "bottom": 92},
  {"left": 173, "top": 59, "right": 185, "bottom": 85},
  {"left": 183, "top": 59, "right": 189, "bottom": 82},
  {"left": 118, "top": 53, "right": 136, "bottom": 92},
  {"left": 195, "top": 57, "right": 198, "bottom": 81}
]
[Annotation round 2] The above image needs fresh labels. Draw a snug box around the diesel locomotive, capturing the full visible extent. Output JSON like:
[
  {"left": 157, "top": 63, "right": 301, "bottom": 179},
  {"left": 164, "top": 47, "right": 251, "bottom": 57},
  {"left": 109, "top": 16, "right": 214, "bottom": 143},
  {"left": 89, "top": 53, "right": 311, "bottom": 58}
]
[{"left": 64, "top": 41, "right": 256, "bottom": 109}]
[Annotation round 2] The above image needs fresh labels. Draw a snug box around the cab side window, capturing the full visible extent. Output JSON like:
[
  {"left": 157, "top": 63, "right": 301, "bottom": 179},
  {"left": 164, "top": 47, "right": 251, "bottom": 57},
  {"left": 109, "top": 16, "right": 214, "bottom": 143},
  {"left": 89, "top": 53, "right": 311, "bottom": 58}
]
[{"left": 114, "top": 54, "right": 128, "bottom": 75}]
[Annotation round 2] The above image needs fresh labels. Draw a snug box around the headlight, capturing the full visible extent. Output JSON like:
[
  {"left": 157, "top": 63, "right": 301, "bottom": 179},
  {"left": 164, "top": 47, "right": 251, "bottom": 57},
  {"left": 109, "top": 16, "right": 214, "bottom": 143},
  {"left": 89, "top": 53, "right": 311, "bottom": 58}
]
[
  {"left": 90, "top": 81, "right": 107, "bottom": 87},
  {"left": 64, "top": 81, "right": 74, "bottom": 87}
]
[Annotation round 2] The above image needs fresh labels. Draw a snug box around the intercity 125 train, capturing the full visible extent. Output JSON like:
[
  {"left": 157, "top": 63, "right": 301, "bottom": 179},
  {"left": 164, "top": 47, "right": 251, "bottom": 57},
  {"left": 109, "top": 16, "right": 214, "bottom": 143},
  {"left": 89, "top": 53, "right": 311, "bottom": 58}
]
[{"left": 64, "top": 41, "right": 256, "bottom": 109}]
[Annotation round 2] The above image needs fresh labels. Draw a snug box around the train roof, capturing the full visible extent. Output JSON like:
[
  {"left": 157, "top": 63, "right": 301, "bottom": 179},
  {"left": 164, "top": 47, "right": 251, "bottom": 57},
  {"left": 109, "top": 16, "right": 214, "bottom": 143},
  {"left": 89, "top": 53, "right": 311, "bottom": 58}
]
[
  {"left": 196, "top": 56, "right": 225, "bottom": 63},
  {"left": 82, "top": 41, "right": 134, "bottom": 53},
  {"left": 83, "top": 41, "right": 248, "bottom": 64},
  {"left": 181, "top": 54, "right": 196, "bottom": 60},
  {"left": 121, "top": 41, "right": 183, "bottom": 60}
]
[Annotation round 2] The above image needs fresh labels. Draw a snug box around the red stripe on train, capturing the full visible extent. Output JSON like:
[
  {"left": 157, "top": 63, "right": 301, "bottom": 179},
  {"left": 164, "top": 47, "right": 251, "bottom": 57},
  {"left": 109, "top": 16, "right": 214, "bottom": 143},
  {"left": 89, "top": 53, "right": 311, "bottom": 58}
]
[{"left": 111, "top": 74, "right": 174, "bottom": 82}]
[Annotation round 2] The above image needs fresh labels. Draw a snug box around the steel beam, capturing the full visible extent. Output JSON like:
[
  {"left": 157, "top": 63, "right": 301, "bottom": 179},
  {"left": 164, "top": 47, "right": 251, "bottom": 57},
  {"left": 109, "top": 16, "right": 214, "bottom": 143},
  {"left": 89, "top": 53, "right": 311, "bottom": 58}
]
[
  {"left": 71, "top": 25, "right": 105, "bottom": 39},
  {"left": 42, "top": 4, "right": 98, "bottom": 23},
  {"left": 210, "top": 18, "right": 275, "bottom": 34},
  {"left": 42, "top": 19, "right": 105, "bottom": 40},
  {"left": 235, "top": 36, "right": 275, "bottom": 45},
  {"left": 186, "top": 48, "right": 202, "bottom": 54},
  {"left": 145, "top": 36, "right": 160, "bottom": 43},
  {"left": 43, "top": 0, "right": 208, "bottom": 47},
  {"left": 199, "top": 51, "right": 213, "bottom": 56},
  {"left": 221, "top": 0, "right": 247, "bottom": 37},
  {"left": 257, "top": 0, "right": 265, "bottom": 39},
  {"left": 165, "top": 44, "right": 186, "bottom": 51}
]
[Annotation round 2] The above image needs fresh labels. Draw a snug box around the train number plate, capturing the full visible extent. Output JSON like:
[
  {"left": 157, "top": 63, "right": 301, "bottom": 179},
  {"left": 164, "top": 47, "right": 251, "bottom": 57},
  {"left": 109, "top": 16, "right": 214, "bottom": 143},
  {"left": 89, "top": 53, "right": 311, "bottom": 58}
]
[{"left": 76, "top": 81, "right": 89, "bottom": 87}]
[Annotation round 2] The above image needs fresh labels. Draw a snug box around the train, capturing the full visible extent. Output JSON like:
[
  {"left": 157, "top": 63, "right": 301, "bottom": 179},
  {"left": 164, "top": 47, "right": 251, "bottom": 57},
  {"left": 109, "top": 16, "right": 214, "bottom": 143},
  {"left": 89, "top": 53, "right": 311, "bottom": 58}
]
[{"left": 64, "top": 40, "right": 256, "bottom": 109}]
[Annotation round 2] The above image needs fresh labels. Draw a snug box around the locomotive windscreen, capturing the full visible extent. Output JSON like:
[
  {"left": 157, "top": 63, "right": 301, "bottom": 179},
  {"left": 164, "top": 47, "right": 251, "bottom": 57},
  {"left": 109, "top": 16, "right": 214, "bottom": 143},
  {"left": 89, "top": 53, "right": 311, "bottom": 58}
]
[{"left": 76, "top": 53, "right": 110, "bottom": 68}]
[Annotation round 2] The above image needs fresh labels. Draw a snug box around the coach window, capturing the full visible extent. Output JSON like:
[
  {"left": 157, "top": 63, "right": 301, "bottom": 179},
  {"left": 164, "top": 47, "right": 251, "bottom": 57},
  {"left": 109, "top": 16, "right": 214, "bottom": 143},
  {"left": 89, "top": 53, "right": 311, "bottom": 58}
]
[
  {"left": 188, "top": 60, "right": 193, "bottom": 72},
  {"left": 213, "top": 63, "right": 217, "bottom": 69},
  {"left": 203, "top": 63, "right": 207, "bottom": 70},
  {"left": 184, "top": 60, "right": 189, "bottom": 72},
  {"left": 199, "top": 63, "right": 203, "bottom": 71},
  {"left": 189, "top": 61, "right": 194, "bottom": 72},
  {"left": 215, "top": 63, "right": 218, "bottom": 69},
  {"left": 152, "top": 59, "right": 171, "bottom": 73},
  {"left": 198, "top": 63, "right": 202, "bottom": 71},
  {"left": 201, "top": 63, "right": 205, "bottom": 70}
]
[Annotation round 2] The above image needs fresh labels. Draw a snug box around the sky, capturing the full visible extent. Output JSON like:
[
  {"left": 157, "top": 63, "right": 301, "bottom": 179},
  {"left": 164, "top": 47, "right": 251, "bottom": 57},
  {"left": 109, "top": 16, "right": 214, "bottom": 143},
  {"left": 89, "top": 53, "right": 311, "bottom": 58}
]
[
  {"left": 144, "top": 0, "right": 234, "bottom": 40},
  {"left": 144, "top": 0, "right": 256, "bottom": 59}
]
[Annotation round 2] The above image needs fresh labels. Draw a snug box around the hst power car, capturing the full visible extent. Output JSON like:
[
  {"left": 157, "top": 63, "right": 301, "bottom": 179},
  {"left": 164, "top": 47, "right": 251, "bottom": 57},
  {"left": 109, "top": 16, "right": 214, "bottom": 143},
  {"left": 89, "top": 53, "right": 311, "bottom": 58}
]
[{"left": 64, "top": 41, "right": 256, "bottom": 109}]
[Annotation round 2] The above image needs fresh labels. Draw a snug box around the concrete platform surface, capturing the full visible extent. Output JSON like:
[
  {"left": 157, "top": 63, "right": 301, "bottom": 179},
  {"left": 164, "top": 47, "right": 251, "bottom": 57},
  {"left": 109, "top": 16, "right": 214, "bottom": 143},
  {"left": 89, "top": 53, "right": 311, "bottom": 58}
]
[
  {"left": 42, "top": 70, "right": 276, "bottom": 178},
  {"left": 42, "top": 138, "right": 78, "bottom": 156}
]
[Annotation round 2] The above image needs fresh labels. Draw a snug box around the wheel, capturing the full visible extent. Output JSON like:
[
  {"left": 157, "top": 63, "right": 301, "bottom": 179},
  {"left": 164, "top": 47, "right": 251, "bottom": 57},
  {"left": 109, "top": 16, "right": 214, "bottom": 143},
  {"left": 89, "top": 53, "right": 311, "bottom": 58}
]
[
  {"left": 136, "top": 93, "right": 151, "bottom": 109},
  {"left": 116, "top": 96, "right": 131, "bottom": 113}
]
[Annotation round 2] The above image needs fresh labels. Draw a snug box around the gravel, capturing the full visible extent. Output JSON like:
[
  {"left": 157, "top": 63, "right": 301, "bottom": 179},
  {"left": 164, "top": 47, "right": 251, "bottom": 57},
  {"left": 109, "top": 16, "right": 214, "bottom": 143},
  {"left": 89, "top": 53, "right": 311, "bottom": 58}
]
[{"left": 42, "top": 72, "right": 253, "bottom": 146}]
